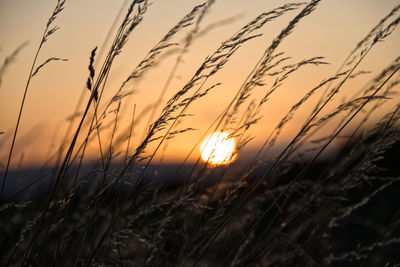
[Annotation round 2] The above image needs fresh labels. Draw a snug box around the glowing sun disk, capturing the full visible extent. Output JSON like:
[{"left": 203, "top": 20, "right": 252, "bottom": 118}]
[{"left": 200, "top": 132, "right": 236, "bottom": 165}]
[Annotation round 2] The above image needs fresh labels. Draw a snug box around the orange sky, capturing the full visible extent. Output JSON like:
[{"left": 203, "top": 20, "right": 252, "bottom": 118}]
[{"left": 1, "top": 0, "right": 400, "bottom": 168}]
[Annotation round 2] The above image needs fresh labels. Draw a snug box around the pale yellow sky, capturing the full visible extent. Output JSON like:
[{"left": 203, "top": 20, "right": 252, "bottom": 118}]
[{"left": 0, "top": 0, "right": 399, "bottom": 168}]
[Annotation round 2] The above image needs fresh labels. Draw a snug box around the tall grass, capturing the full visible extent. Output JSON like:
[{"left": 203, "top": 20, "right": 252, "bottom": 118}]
[{"left": 1, "top": 0, "right": 400, "bottom": 266}]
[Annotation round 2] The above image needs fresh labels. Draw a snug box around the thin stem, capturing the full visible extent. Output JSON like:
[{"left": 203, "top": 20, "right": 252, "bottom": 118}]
[{"left": 1, "top": 25, "right": 49, "bottom": 199}]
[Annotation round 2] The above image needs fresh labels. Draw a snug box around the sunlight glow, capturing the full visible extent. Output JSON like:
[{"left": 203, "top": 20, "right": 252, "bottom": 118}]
[{"left": 200, "top": 132, "right": 237, "bottom": 166}]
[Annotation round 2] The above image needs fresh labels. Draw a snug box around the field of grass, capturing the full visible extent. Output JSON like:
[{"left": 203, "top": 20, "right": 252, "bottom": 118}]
[{"left": 1, "top": 0, "right": 400, "bottom": 266}]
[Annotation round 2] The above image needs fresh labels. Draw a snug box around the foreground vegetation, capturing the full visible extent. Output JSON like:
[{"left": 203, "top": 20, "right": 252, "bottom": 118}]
[{"left": 1, "top": 0, "right": 400, "bottom": 266}]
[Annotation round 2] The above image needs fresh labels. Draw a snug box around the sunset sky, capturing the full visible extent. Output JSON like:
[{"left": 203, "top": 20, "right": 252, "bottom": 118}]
[{"left": 1, "top": 0, "right": 399, "bottom": 168}]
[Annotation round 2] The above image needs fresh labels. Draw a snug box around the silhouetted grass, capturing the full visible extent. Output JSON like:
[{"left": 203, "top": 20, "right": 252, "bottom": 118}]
[{"left": 1, "top": 1, "right": 400, "bottom": 266}]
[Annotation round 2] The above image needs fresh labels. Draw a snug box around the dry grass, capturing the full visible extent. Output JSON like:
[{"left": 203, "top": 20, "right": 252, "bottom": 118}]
[{"left": 1, "top": 0, "right": 400, "bottom": 266}]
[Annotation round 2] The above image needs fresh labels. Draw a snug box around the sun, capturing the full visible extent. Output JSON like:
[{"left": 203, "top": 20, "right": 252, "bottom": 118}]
[{"left": 200, "top": 132, "right": 237, "bottom": 166}]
